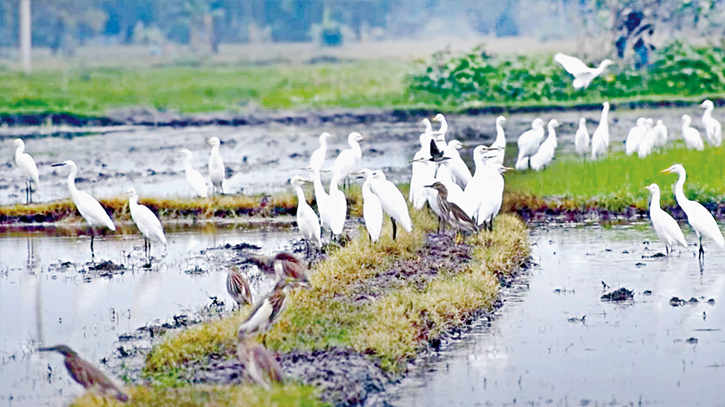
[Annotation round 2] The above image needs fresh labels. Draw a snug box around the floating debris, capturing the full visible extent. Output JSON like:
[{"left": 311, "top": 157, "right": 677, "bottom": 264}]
[
  {"left": 688, "top": 297, "right": 699, "bottom": 304},
  {"left": 669, "top": 297, "right": 687, "bottom": 307},
  {"left": 601, "top": 288, "right": 634, "bottom": 302},
  {"left": 643, "top": 290, "right": 653, "bottom": 296},
  {"left": 635, "top": 262, "right": 646, "bottom": 267},
  {"left": 185, "top": 265, "right": 206, "bottom": 275},
  {"left": 567, "top": 315, "right": 586, "bottom": 323},
  {"left": 707, "top": 298, "right": 716, "bottom": 305},
  {"left": 642, "top": 252, "right": 666, "bottom": 258},
  {"left": 685, "top": 337, "right": 698, "bottom": 344}
]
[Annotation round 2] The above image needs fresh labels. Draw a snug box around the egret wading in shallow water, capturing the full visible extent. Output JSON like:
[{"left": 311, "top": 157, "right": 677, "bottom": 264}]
[
  {"left": 309, "top": 132, "right": 333, "bottom": 170},
  {"left": 207, "top": 137, "right": 225, "bottom": 194},
  {"left": 38, "top": 345, "right": 128, "bottom": 402},
  {"left": 425, "top": 182, "right": 477, "bottom": 235},
  {"left": 489, "top": 116, "right": 507, "bottom": 166},
  {"left": 52, "top": 160, "right": 115, "bottom": 257},
  {"left": 236, "top": 334, "right": 285, "bottom": 390},
  {"left": 645, "top": 183, "right": 687, "bottom": 255},
  {"left": 180, "top": 149, "right": 208, "bottom": 198},
  {"left": 662, "top": 164, "right": 725, "bottom": 261},
  {"left": 515, "top": 118, "right": 545, "bottom": 170},
  {"left": 700, "top": 99, "right": 722, "bottom": 147},
  {"left": 554, "top": 53, "right": 613, "bottom": 89},
  {"left": 575, "top": 118, "right": 589, "bottom": 159},
  {"left": 359, "top": 169, "right": 383, "bottom": 242},
  {"left": 681, "top": 115, "right": 704, "bottom": 151},
  {"left": 332, "top": 132, "right": 364, "bottom": 187},
  {"left": 289, "top": 176, "right": 322, "bottom": 254},
  {"left": 126, "top": 188, "right": 166, "bottom": 258},
  {"left": 625, "top": 118, "right": 647, "bottom": 156},
  {"left": 13, "top": 138, "right": 39, "bottom": 204},
  {"left": 590, "top": 102, "right": 610, "bottom": 160},
  {"left": 227, "top": 266, "right": 252, "bottom": 309},
  {"left": 530, "top": 119, "right": 559, "bottom": 171}
]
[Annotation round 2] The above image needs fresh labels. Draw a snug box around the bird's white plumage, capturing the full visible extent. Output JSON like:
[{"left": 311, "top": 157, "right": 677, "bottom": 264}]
[
  {"left": 530, "top": 119, "right": 559, "bottom": 171},
  {"left": 309, "top": 167, "right": 331, "bottom": 230},
  {"left": 431, "top": 113, "right": 448, "bottom": 151},
  {"left": 13, "top": 138, "right": 39, "bottom": 186},
  {"left": 207, "top": 137, "right": 225, "bottom": 194},
  {"left": 331, "top": 132, "right": 363, "bottom": 183},
  {"left": 238, "top": 298, "right": 274, "bottom": 334},
  {"left": 515, "top": 118, "right": 545, "bottom": 170},
  {"left": 409, "top": 130, "right": 436, "bottom": 210},
  {"left": 444, "top": 140, "right": 472, "bottom": 189},
  {"left": 645, "top": 183, "right": 687, "bottom": 253},
  {"left": 180, "top": 149, "right": 208, "bottom": 198},
  {"left": 360, "top": 170, "right": 383, "bottom": 242},
  {"left": 652, "top": 120, "right": 668, "bottom": 148},
  {"left": 638, "top": 119, "right": 655, "bottom": 158},
  {"left": 701, "top": 99, "right": 722, "bottom": 147},
  {"left": 489, "top": 116, "right": 506, "bottom": 166},
  {"left": 58, "top": 160, "right": 115, "bottom": 231},
  {"left": 309, "top": 132, "right": 332, "bottom": 170},
  {"left": 435, "top": 161, "right": 465, "bottom": 208},
  {"left": 127, "top": 188, "right": 166, "bottom": 245},
  {"left": 574, "top": 118, "right": 590, "bottom": 158},
  {"left": 625, "top": 118, "right": 647, "bottom": 156},
  {"left": 369, "top": 170, "right": 413, "bottom": 233},
  {"left": 290, "top": 176, "right": 322, "bottom": 246},
  {"left": 476, "top": 163, "right": 508, "bottom": 227},
  {"left": 328, "top": 171, "right": 348, "bottom": 236},
  {"left": 590, "top": 102, "right": 610, "bottom": 160},
  {"left": 681, "top": 115, "right": 704, "bottom": 151},
  {"left": 554, "top": 53, "right": 613, "bottom": 89}
]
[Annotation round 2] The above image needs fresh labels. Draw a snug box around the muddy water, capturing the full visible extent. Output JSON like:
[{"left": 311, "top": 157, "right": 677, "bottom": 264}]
[
  {"left": 0, "top": 228, "right": 296, "bottom": 407},
  {"left": 382, "top": 225, "right": 725, "bottom": 406},
  {"left": 1, "top": 105, "right": 717, "bottom": 206}
]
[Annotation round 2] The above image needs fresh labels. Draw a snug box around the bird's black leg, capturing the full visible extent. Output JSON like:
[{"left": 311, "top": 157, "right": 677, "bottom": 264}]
[
  {"left": 699, "top": 236, "right": 705, "bottom": 262},
  {"left": 392, "top": 219, "right": 398, "bottom": 240},
  {"left": 90, "top": 229, "right": 95, "bottom": 259}
]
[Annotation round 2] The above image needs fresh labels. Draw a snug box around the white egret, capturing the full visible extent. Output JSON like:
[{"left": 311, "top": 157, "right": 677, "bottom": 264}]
[
  {"left": 637, "top": 119, "right": 655, "bottom": 158},
  {"left": 289, "top": 176, "right": 322, "bottom": 253},
  {"left": 574, "top": 118, "right": 590, "bottom": 159},
  {"left": 590, "top": 102, "right": 610, "bottom": 160},
  {"left": 530, "top": 119, "right": 559, "bottom": 171},
  {"left": 207, "top": 137, "right": 225, "bottom": 194},
  {"left": 700, "top": 99, "right": 722, "bottom": 146},
  {"left": 422, "top": 118, "right": 433, "bottom": 135},
  {"left": 126, "top": 188, "right": 166, "bottom": 257},
  {"left": 476, "top": 163, "right": 510, "bottom": 231},
  {"left": 331, "top": 132, "right": 364, "bottom": 185},
  {"left": 681, "top": 115, "right": 704, "bottom": 151},
  {"left": 444, "top": 140, "right": 472, "bottom": 189},
  {"left": 554, "top": 53, "right": 613, "bottom": 89},
  {"left": 489, "top": 116, "right": 507, "bottom": 166},
  {"left": 625, "top": 118, "right": 647, "bottom": 156},
  {"left": 180, "top": 149, "right": 208, "bottom": 198},
  {"left": 359, "top": 169, "right": 383, "bottom": 242},
  {"left": 409, "top": 130, "right": 437, "bottom": 210},
  {"left": 431, "top": 113, "right": 449, "bottom": 151},
  {"left": 461, "top": 146, "right": 495, "bottom": 220},
  {"left": 369, "top": 169, "right": 413, "bottom": 240},
  {"left": 308, "top": 166, "right": 331, "bottom": 232},
  {"left": 662, "top": 164, "right": 725, "bottom": 260},
  {"left": 645, "top": 183, "right": 687, "bottom": 255},
  {"left": 309, "top": 132, "right": 332, "bottom": 170},
  {"left": 52, "top": 160, "right": 116, "bottom": 257},
  {"left": 13, "top": 138, "right": 39, "bottom": 204},
  {"left": 328, "top": 170, "right": 348, "bottom": 238},
  {"left": 515, "top": 118, "right": 545, "bottom": 170},
  {"left": 652, "top": 119, "right": 668, "bottom": 148}
]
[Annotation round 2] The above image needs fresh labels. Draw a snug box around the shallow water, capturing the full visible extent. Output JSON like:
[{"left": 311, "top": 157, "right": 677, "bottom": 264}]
[
  {"left": 382, "top": 224, "right": 725, "bottom": 406},
  {"left": 0, "top": 228, "right": 297, "bottom": 407}
]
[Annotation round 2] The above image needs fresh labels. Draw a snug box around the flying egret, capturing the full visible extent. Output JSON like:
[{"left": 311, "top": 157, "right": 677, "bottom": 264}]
[
  {"left": 359, "top": 169, "right": 383, "bottom": 242},
  {"left": 638, "top": 119, "right": 655, "bottom": 158},
  {"left": 207, "top": 137, "right": 225, "bottom": 194},
  {"left": 489, "top": 116, "right": 507, "bottom": 166},
  {"left": 645, "top": 183, "right": 687, "bottom": 256},
  {"left": 515, "top": 118, "right": 545, "bottom": 170},
  {"left": 328, "top": 170, "right": 348, "bottom": 238},
  {"left": 652, "top": 119, "right": 668, "bottom": 148},
  {"left": 52, "top": 160, "right": 115, "bottom": 257},
  {"left": 227, "top": 266, "right": 252, "bottom": 309},
  {"left": 425, "top": 182, "right": 477, "bottom": 234},
  {"left": 444, "top": 140, "right": 472, "bottom": 189},
  {"left": 530, "top": 119, "right": 559, "bottom": 171},
  {"left": 590, "top": 102, "right": 610, "bottom": 160},
  {"left": 38, "top": 345, "right": 128, "bottom": 402},
  {"left": 237, "top": 279, "right": 293, "bottom": 346},
  {"left": 700, "top": 99, "right": 722, "bottom": 146},
  {"left": 554, "top": 53, "right": 613, "bottom": 89},
  {"left": 289, "top": 176, "right": 321, "bottom": 254},
  {"left": 236, "top": 334, "right": 285, "bottom": 390},
  {"left": 308, "top": 166, "right": 331, "bottom": 232},
  {"left": 625, "top": 118, "right": 647, "bottom": 155},
  {"left": 681, "top": 115, "right": 704, "bottom": 151},
  {"left": 331, "top": 132, "right": 364, "bottom": 186},
  {"left": 574, "top": 118, "right": 590, "bottom": 159},
  {"left": 409, "top": 130, "right": 437, "bottom": 210},
  {"left": 126, "top": 188, "right": 166, "bottom": 258},
  {"left": 368, "top": 169, "right": 412, "bottom": 240},
  {"left": 180, "top": 149, "right": 208, "bottom": 198},
  {"left": 431, "top": 113, "right": 449, "bottom": 151},
  {"left": 13, "top": 138, "right": 39, "bottom": 204},
  {"left": 662, "top": 164, "right": 725, "bottom": 261},
  {"left": 309, "top": 132, "right": 333, "bottom": 170}
]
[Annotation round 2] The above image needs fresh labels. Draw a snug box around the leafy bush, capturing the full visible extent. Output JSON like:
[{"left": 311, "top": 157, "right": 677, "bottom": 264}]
[{"left": 407, "top": 41, "right": 725, "bottom": 105}]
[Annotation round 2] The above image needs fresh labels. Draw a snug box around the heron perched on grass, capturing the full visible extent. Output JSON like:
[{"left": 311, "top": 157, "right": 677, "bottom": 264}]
[
  {"left": 52, "top": 160, "right": 115, "bottom": 257},
  {"left": 236, "top": 334, "right": 284, "bottom": 390},
  {"left": 425, "top": 182, "right": 477, "bottom": 235},
  {"left": 38, "top": 345, "right": 129, "bottom": 402},
  {"left": 126, "top": 188, "right": 166, "bottom": 258},
  {"left": 289, "top": 176, "right": 322, "bottom": 255},
  {"left": 662, "top": 164, "right": 725, "bottom": 261},
  {"left": 237, "top": 279, "right": 294, "bottom": 345},
  {"left": 13, "top": 138, "right": 39, "bottom": 204},
  {"left": 207, "top": 137, "right": 225, "bottom": 194},
  {"left": 180, "top": 148, "right": 208, "bottom": 198},
  {"left": 227, "top": 266, "right": 252, "bottom": 309},
  {"left": 645, "top": 183, "right": 687, "bottom": 255}
]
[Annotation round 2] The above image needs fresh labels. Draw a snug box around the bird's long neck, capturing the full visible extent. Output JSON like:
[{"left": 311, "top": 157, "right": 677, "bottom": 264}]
[
  {"left": 594, "top": 62, "right": 607, "bottom": 76},
  {"left": 439, "top": 119, "right": 448, "bottom": 135},
  {"left": 294, "top": 185, "right": 307, "bottom": 206},
  {"left": 15, "top": 145, "right": 24, "bottom": 159},
  {"left": 66, "top": 166, "right": 79, "bottom": 195},
  {"left": 130, "top": 195, "right": 139, "bottom": 208},
  {"left": 350, "top": 140, "right": 361, "bottom": 158},
  {"left": 649, "top": 189, "right": 661, "bottom": 212},
  {"left": 495, "top": 122, "right": 505, "bottom": 145},
  {"left": 704, "top": 106, "right": 714, "bottom": 120},
  {"left": 674, "top": 171, "right": 689, "bottom": 205},
  {"left": 184, "top": 158, "right": 194, "bottom": 174},
  {"left": 547, "top": 126, "right": 557, "bottom": 142},
  {"left": 330, "top": 172, "right": 341, "bottom": 192},
  {"left": 312, "top": 169, "right": 328, "bottom": 197},
  {"left": 211, "top": 145, "right": 220, "bottom": 157},
  {"left": 600, "top": 107, "right": 609, "bottom": 125}
]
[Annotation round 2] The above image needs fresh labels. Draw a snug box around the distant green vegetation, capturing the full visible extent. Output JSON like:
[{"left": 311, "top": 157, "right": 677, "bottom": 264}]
[
  {"left": 408, "top": 41, "right": 725, "bottom": 106},
  {"left": 504, "top": 144, "right": 725, "bottom": 212}
]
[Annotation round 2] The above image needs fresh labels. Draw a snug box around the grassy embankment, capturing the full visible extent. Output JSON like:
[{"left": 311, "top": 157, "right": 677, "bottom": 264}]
[{"left": 72, "top": 209, "right": 529, "bottom": 406}]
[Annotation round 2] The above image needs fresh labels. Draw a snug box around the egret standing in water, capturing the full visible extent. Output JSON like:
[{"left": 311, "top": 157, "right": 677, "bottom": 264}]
[
  {"left": 575, "top": 118, "right": 590, "bottom": 159},
  {"left": 126, "top": 188, "right": 166, "bottom": 259},
  {"left": 289, "top": 176, "right": 321, "bottom": 254},
  {"left": 645, "top": 183, "right": 687, "bottom": 255},
  {"left": 681, "top": 115, "right": 704, "bottom": 151},
  {"left": 13, "top": 138, "right": 39, "bottom": 204},
  {"left": 700, "top": 99, "right": 722, "bottom": 147},
  {"left": 662, "top": 164, "right": 724, "bottom": 261},
  {"left": 309, "top": 132, "right": 333, "bottom": 170},
  {"left": 180, "top": 149, "right": 208, "bottom": 198},
  {"left": 554, "top": 53, "right": 613, "bottom": 89},
  {"left": 52, "top": 160, "right": 115, "bottom": 257},
  {"left": 207, "top": 137, "right": 225, "bottom": 194}
]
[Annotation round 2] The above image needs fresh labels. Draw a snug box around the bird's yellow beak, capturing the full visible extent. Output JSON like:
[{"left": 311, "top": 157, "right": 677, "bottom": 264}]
[
  {"left": 431, "top": 117, "right": 440, "bottom": 122},
  {"left": 661, "top": 167, "right": 672, "bottom": 173},
  {"left": 503, "top": 167, "right": 514, "bottom": 172}
]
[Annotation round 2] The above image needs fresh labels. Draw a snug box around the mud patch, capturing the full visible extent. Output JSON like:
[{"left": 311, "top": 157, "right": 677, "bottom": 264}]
[{"left": 601, "top": 287, "right": 634, "bottom": 302}]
